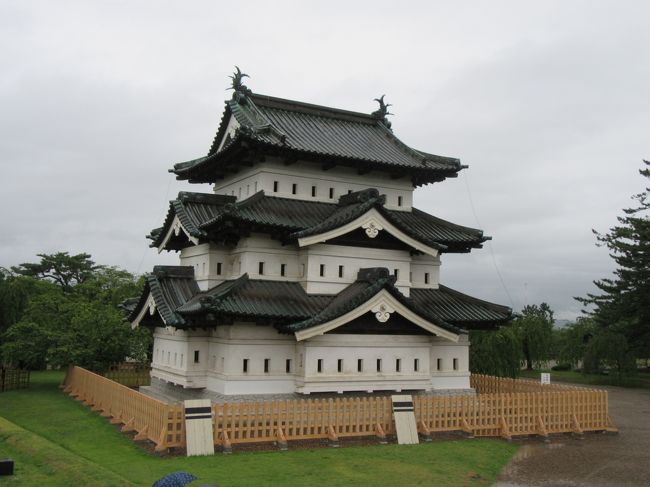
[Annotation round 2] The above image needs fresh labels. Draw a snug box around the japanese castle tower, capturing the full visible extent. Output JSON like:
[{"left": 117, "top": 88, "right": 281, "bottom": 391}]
[{"left": 129, "top": 69, "right": 511, "bottom": 396}]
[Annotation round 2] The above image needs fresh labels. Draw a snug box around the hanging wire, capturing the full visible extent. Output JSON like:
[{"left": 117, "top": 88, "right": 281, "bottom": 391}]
[{"left": 462, "top": 169, "right": 517, "bottom": 310}]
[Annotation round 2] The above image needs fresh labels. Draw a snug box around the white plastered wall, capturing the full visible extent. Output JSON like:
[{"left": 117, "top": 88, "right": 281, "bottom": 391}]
[
  {"left": 177, "top": 236, "right": 440, "bottom": 296},
  {"left": 213, "top": 158, "right": 413, "bottom": 211}
]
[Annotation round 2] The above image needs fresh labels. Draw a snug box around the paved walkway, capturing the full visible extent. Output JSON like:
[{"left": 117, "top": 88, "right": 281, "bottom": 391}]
[{"left": 494, "top": 384, "right": 650, "bottom": 487}]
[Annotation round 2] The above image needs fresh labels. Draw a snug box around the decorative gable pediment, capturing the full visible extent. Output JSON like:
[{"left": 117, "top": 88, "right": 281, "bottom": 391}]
[
  {"left": 296, "top": 207, "right": 440, "bottom": 257},
  {"left": 157, "top": 215, "right": 199, "bottom": 253},
  {"left": 294, "top": 289, "right": 459, "bottom": 342}
]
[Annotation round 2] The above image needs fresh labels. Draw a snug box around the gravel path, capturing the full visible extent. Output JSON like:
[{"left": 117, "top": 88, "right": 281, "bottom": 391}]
[{"left": 494, "top": 384, "right": 650, "bottom": 487}]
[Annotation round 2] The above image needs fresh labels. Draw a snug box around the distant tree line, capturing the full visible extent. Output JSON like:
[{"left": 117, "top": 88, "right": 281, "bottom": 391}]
[
  {"left": 470, "top": 161, "right": 649, "bottom": 380},
  {"left": 0, "top": 252, "right": 150, "bottom": 372}
]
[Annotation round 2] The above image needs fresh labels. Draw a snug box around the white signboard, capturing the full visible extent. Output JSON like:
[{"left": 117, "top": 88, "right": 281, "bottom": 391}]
[
  {"left": 541, "top": 373, "right": 551, "bottom": 385},
  {"left": 184, "top": 399, "right": 215, "bottom": 456},
  {"left": 391, "top": 395, "right": 419, "bottom": 445}
]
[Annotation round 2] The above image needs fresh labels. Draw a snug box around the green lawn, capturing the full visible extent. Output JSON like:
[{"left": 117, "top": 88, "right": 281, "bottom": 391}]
[
  {"left": 0, "top": 372, "right": 517, "bottom": 486},
  {"left": 519, "top": 368, "right": 650, "bottom": 388}
]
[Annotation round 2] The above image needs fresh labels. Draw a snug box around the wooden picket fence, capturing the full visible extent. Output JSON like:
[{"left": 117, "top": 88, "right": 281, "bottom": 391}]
[
  {"left": 102, "top": 362, "right": 151, "bottom": 388},
  {"left": 62, "top": 366, "right": 617, "bottom": 452},
  {"left": 0, "top": 368, "right": 30, "bottom": 392}
]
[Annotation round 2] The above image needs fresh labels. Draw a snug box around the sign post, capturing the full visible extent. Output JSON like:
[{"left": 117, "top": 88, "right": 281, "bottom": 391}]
[
  {"left": 184, "top": 399, "right": 215, "bottom": 456},
  {"left": 391, "top": 395, "right": 419, "bottom": 444}
]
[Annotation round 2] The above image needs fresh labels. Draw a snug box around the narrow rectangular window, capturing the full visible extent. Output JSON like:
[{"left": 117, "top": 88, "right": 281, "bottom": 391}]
[
  {"left": 254, "top": 181, "right": 258, "bottom": 192},
  {"left": 394, "top": 268, "right": 399, "bottom": 279},
  {"left": 329, "top": 188, "right": 334, "bottom": 199},
  {"left": 348, "top": 189, "right": 353, "bottom": 194},
  {"left": 238, "top": 187, "right": 242, "bottom": 199},
  {"left": 437, "top": 358, "right": 442, "bottom": 371},
  {"left": 180, "top": 354, "right": 184, "bottom": 367},
  {"left": 174, "top": 353, "right": 177, "bottom": 366},
  {"left": 217, "top": 262, "right": 222, "bottom": 275},
  {"left": 286, "top": 359, "right": 292, "bottom": 373},
  {"left": 453, "top": 358, "right": 459, "bottom": 371},
  {"left": 243, "top": 358, "right": 249, "bottom": 373},
  {"left": 317, "top": 359, "right": 323, "bottom": 373},
  {"left": 338, "top": 265, "right": 344, "bottom": 278},
  {"left": 424, "top": 272, "right": 430, "bottom": 284},
  {"left": 280, "top": 263, "right": 286, "bottom": 277},
  {"left": 311, "top": 185, "right": 317, "bottom": 197},
  {"left": 398, "top": 195, "right": 403, "bottom": 206},
  {"left": 376, "top": 358, "right": 382, "bottom": 372},
  {"left": 337, "top": 359, "right": 343, "bottom": 373},
  {"left": 247, "top": 184, "right": 250, "bottom": 196},
  {"left": 259, "top": 262, "right": 265, "bottom": 275},
  {"left": 194, "top": 350, "right": 200, "bottom": 364},
  {"left": 396, "top": 358, "right": 401, "bottom": 372},
  {"left": 299, "top": 353, "right": 303, "bottom": 368},
  {"left": 264, "top": 358, "right": 270, "bottom": 373},
  {"left": 357, "top": 359, "right": 363, "bottom": 372},
  {"left": 220, "top": 357, "right": 224, "bottom": 371},
  {"left": 273, "top": 181, "right": 279, "bottom": 192},
  {"left": 202, "top": 262, "right": 206, "bottom": 275},
  {"left": 292, "top": 183, "right": 297, "bottom": 195},
  {"left": 320, "top": 264, "right": 325, "bottom": 277},
  {"left": 414, "top": 358, "right": 419, "bottom": 372}
]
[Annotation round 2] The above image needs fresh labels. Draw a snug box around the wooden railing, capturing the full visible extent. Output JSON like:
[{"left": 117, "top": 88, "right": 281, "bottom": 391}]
[
  {"left": 62, "top": 366, "right": 170, "bottom": 450},
  {"left": 102, "top": 362, "right": 151, "bottom": 388},
  {"left": 63, "top": 367, "right": 616, "bottom": 451},
  {"left": 0, "top": 368, "right": 30, "bottom": 392},
  {"left": 471, "top": 373, "right": 583, "bottom": 393}
]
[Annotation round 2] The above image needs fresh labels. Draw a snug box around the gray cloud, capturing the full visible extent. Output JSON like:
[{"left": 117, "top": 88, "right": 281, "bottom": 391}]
[{"left": 1, "top": 0, "right": 648, "bottom": 319}]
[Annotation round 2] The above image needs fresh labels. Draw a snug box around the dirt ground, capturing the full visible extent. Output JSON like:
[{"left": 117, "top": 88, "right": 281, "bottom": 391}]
[{"left": 494, "top": 384, "right": 650, "bottom": 486}]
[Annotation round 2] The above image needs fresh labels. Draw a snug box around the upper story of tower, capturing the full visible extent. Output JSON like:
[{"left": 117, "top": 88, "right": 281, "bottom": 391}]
[{"left": 170, "top": 69, "right": 466, "bottom": 212}]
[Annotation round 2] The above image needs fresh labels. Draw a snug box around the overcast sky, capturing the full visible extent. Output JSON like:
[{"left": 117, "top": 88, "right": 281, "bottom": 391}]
[{"left": 1, "top": 1, "right": 648, "bottom": 320}]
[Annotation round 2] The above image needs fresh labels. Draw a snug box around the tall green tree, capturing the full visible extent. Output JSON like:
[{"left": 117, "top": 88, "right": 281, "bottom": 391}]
[
  {"left": 511, "top": 303, "right": 555, "bottom": 370},
  {"left": 576, "top": 160, "right": 650, "bottom": 358},
  {"left": 469, "top": 327, "right": 522, "bottom": 377},
  {"left": 1, "top": 252, "right": 149, "bottom": 371},
  {"left": 11, "top": 252, "right": 100, "bottom": 293}
]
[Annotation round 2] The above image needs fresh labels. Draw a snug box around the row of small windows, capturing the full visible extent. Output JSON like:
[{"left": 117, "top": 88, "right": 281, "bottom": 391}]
[
  {"left": 195, "top": 261, "right": 432, "bottom": 285},
  {"left": 314, "top": 358, "right": 421, "bottom": 373},
  {"left": 241, "top": 358, "right": 293, "bottom": 374},
  {"left": 157, "top": 351, "right": 458, "bottom": 373},
  {"left": 271, "top": 181, "right": 405, "bottom": 206},
  {"left": 155, "top": 349, "right": 195, "bottom": 367},
  {"left": 225, "top": 180, "right": 407, "bottom": 207}
]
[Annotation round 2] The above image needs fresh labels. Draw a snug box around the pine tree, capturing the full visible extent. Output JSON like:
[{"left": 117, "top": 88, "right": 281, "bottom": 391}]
[{"left": 577, "top": 160, "right": 650, "bottom": 358}]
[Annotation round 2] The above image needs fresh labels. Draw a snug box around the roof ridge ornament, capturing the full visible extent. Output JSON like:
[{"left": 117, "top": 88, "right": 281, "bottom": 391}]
[
  {"left": 371, "top": 94, "right": 393, "bottom": 130},
  {"left": 228, "top": 66, "right": 252, "bottom": 101}
]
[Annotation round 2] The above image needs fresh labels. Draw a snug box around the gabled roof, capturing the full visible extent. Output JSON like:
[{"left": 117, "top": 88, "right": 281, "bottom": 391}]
[
  {"left": 128, "top": 266, "right": 511, "bottom": 332},
  {"left": 128, "top": 266, "right": 200, "bottom": 327},
  {"left": 148, "top": 192, "right": 236, "bottom": 250},
  {"left": 176, "top": 274, "right": 331, "bottom": 320},
  {"left": 171, "top": 92, "right": 464, "bottom": 186},
  {"left": 149, "top": 189, "right": 487, "bottom": 253},
  {"left": 410, "top": 286, "right": 512, "bottom": 328},
  {"left": 284, "top": 268, "right": 464, "bottom": 337}
]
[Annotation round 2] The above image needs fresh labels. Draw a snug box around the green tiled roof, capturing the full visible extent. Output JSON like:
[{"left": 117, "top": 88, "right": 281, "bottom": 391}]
[
  {"left": 128, "top": 266, "right": 511, "bottom": 331},
  {"left": 171, "top": 93, "right": 464, "bottom": 186},
  {"left": 284, "top": 268, "right": 465, "bottom": 335},
  {"left": 128, "top": 266, "right": 200, "bottom": 326},
  {"left": 150, "top": 189, "right": 487, "bottom": 253},
  {"left": 411, "top": 286, "right": 512, "bottom": 327},
  {"left": 177, "top": 274, "right": 331, "bottom": 320}
]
